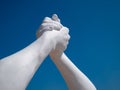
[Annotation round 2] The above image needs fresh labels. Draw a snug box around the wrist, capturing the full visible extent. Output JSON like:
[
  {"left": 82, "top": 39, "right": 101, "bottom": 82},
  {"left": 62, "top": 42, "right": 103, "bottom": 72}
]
[
  {"left": 35, "top": 31, "right": 55, "bottom": 59},
  {"left": 42, "top": 31, "right": 56, "bottom": 51},
  {"left": 50, "top": 51, "right": 63, "bottom": 61}
]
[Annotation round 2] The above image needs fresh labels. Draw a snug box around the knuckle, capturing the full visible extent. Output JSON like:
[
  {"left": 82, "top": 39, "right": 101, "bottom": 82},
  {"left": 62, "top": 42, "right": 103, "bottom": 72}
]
[
  {"left": 40, "top": 23, "right": 53, "bottom": 30},
  {"left": 68, "top": 35, "right": 71, "bottom": 40},
  {"left": 51, "top": 22, "right": 62, "bottom": 30},
  {"left": 40, "top": 23, "right": 46, "bottom": 27},
  {"left": 43, "top": 17, "right": 52, "bottom": 23},
  {"left": 61, "top": 27, "right": 69, "bottom": 34},
  {"left": 64, "top": 27, "right": 69, "bottom": 30},
  {"left": 67, "top": 28, "right": 69, "bottom": 33},
  {"left": 42, "top": 23, "right": 60, "bottom": 30},
  {"left": 39, "top": 23, "right": 47, "bottom": 30},
  {"left": 65, "top": 27, "right": 69, "bottom": 33},
  {"left": 54, "top": 21, "right": 62, "bottom": 27}
]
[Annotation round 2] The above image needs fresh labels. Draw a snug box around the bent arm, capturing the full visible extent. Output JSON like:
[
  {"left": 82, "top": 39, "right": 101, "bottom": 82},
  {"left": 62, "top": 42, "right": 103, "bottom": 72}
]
[{"left": 51, "top": 53, "right": 96, "bottom": 90}]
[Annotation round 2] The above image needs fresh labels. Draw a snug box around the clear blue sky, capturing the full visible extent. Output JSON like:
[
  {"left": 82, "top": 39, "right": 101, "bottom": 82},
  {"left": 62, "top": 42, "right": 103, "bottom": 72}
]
[{"left": 0, "top": 0, "right": 120, "bottom": 90}]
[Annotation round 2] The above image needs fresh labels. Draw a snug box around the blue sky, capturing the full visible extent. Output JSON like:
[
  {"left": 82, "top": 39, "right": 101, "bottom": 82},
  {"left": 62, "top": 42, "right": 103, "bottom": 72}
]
[{"left": 0, "top": 0, "right": 120, "bottom": 90}]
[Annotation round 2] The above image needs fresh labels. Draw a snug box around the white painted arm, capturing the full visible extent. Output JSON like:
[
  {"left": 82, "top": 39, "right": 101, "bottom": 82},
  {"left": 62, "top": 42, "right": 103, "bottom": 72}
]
[
  {"left": 50, "top": 53, "right": 96, "bottom": 90},
  {"left": 0, "top": 32, "right": 54, "bottom": 90},
  {"left": 0, "top": 16, "right": 69, "bottom": 90},
  {"left": 49, "top": 14, "right": 96, "bottom": 90}
]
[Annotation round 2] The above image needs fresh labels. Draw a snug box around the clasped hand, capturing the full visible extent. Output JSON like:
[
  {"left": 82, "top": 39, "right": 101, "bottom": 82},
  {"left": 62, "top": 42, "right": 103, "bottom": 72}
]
[{"left": 36, "top": 14, "right": 70, "bottom": 58}]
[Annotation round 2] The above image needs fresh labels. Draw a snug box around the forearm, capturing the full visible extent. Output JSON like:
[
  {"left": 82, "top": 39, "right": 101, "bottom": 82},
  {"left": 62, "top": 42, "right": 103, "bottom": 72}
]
[
  {"left": 17, "top": 33, "right": 53, "bottom": 80},
  {"left": 0, "top": 33, "right": 53, "bottom": 90},
  {"left": 51, "top": 53, "right": 96, "bottom": 90}
]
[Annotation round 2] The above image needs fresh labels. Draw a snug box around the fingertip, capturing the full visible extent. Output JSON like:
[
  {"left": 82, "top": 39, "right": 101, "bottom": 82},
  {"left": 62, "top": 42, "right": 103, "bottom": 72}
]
[
  {"left": 52, "top": 14, "right": 60, "bottom": 22},
  {"left": 53, "top": 14, "right": 58, "bottom": 18}
]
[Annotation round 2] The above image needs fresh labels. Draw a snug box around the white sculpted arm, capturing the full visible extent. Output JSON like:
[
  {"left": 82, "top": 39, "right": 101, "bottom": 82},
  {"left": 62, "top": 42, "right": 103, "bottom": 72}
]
[
  {"left": 51, "top": 53, "right": 96, "bottom": 90},
  {"left": 0, "top": 17, "right": 69, "bottom": 90},
  {"left": 49, "top": 14, "right": 96, "bottom": 90}
]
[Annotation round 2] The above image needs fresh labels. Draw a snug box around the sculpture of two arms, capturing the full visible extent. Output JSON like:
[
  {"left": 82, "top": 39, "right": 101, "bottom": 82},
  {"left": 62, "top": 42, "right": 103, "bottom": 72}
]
[{"left": 0, "top": 14, "right": 96, "bottom": 90}]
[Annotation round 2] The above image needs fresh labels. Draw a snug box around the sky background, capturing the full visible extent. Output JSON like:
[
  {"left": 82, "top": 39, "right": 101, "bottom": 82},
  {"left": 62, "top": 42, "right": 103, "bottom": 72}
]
[{"left": 0, "top": 0, "right": 120, "bottom": 90}]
